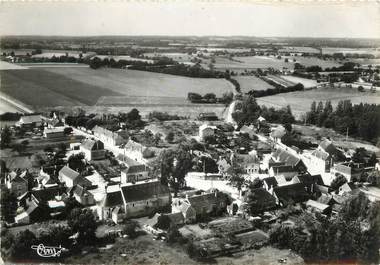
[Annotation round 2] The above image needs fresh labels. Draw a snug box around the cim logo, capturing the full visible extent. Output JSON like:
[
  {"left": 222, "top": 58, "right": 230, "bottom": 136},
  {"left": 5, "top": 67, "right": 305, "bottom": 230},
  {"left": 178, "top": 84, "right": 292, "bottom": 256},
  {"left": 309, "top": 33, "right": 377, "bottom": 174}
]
[{"left": 31, "top": 244, "right": 67, "bottom": 258}]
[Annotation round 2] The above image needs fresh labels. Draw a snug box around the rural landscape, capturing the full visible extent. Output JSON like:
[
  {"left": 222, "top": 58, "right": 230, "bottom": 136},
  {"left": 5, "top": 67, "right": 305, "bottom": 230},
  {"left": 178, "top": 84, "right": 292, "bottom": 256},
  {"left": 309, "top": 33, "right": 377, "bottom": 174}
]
[{"left": 0, "top": 2, "right": 380, "bottom": 265}]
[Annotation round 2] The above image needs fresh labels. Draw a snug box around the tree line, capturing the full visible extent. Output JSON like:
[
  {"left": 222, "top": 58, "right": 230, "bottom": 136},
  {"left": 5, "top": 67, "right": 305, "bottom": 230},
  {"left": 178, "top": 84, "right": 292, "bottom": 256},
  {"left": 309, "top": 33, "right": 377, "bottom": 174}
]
[
  {"left": 305, "top": 100, "right": 380, "bottom": 144},
  {"left": 247, "top": 83, "right": 304, "bottom": 98}
]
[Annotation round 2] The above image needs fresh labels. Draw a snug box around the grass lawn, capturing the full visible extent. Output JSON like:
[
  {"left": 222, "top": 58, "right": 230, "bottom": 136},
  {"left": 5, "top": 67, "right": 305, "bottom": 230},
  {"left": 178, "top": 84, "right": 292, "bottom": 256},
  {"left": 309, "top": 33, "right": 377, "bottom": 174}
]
[{"left": 235, "top": 76, "right": 274, "bottom": 93}]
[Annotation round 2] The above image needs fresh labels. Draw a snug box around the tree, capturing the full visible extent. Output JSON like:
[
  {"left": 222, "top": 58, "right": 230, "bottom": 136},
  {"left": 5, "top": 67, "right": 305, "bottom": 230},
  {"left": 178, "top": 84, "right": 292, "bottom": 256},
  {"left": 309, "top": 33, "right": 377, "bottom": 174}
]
[
  {"left": 330, "top": 174, "right": 347, "bottom": 191},
  {"left": 9, "top": 229, "right": 37, "bottom": 260},
  {"left": 165, "top": 131, "right": 175, "bottom": 143},
  {"left": 67, "top": 153, "right": 86, "bottom": 173},
  {"left": 123, "top": 220, "right": 139, "bottom": 239},
  {"left": 0, "top": 127, "right": 11, "bottom": 148},
  {"left": 0, "top": 187, "right": 17, "bottom": 223},
  {"left": 232, "top": 95, "right": 261, "bottom": 127},
  {"left": 357, "top": 86, "right": 364, "bottom": 92},
  {"left": 155, "top": 214, "right": 171, "bottom": 230},
  {"left": 67, "top": 208, "right": 97, "bottom": 245},
  {"left": 284, "top": 122, "right": 292, "bottom": 132},
  {"left": 64, "top": 127, "right": 73, "bottom": 135},
  {"left": 227, "top": 158, "right": 245, "bottom": 192}
]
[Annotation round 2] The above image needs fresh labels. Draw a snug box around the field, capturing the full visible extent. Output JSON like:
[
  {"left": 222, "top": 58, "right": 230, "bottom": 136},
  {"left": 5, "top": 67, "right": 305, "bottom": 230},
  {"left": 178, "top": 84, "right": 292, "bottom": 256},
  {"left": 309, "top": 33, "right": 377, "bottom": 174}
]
[
  {"left": 44, "top": 67, "right": 234, "bottom": 98},
  {"left": 257, "top": 87, "right": 380, "bottom": 119},
  {"left": 280, "top": 75, "right": 318, "bottom": 88},
  {"left": 235, "top": 76, "right": 274, "bottom": 93},
  {"left": 143, "top": 52, "right": 193, "bottom": 64},
  {"left": 0, "top": 60, "right": 28, "bottom": 70},
  {"left": 322, "top": 47, "right": 380, "bottom": 56},
  {"left": 0, "top": 68, "right": 121, "bottom": 107},
  {"left": 1, "top": 65, "right": 234, "bottom": 117},
  {"left": 286, "top": 56, "right": 342, "bottom": 69}
]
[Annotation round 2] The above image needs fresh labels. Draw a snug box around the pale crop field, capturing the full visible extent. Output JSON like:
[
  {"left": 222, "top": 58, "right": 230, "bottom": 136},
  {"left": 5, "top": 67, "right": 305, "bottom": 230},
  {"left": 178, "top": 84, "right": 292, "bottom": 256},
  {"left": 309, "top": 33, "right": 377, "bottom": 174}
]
[
  {"left": 235, "top": 76, "right": 274, "bottom": 92},
  {"left": 280, "top": 75, "right": 318, "bottom": 88},
  {"left": 44, "top": 67, "right": 234, "bottom": 98}
]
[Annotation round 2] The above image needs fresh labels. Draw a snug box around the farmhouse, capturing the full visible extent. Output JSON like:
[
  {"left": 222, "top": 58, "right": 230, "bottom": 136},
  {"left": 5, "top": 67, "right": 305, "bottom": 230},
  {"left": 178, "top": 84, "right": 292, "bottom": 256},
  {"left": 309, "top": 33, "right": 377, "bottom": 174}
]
[
  {"left": 331, "top": 163, "right": 364, "bottom": 182},
  {"left": 93, "top": 125, "right": 128, "bottom": 146},
  {"left": 171, "top": 190, "right": 228, "bottom": 223},
  {"left": 272, "top": 183, "right": 311, "bottom": 206},
  {"left": 272, "top": 148, "right": 306, "bottom": 172},
  {"left": 98, "top": 179, "right": 170, "bottom": 222},
  {"left": 123, "top": 139, "right": 149, "bottom": 162},
  {"left": 80, "top": 139, "right": 105, "bottom": 161},
  {"left": 58, "top": 166, "right": 80, "bottom": 188},
  {"left": 43, "top": 127, "right": 65, "bottom": 139},
  {"left": 120, "top": 156, "right": 149, "bottom": 184},
  {"left": 16, "top": 114, "right": 43, "bottom": 129},
  {"left": 71, "top": 184, "right": 95, "bottom": 206},
  {"left": 269, "top": 165, "right": 298, "bottom": 180},
  {"left": 6, "top": 170, "right": 28, "bottom": 196},
  {"left": 305, "top": 199, "right": 331, "bottom": 214}
]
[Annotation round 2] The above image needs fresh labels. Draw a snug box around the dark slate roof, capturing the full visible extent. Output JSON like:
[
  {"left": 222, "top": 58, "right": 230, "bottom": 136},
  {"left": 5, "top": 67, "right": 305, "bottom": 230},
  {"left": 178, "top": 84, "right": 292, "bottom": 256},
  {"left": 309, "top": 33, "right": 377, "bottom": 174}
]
[
  {"left": 271, "top": 165, "right": 297, "bottom": 173},
  {"left": 187, "top": 191, "right": 226, "bottom": 212},
  {"left": 8, "top": 171, "right": 27, "bottom": 183},
  {"left": 263, "top": 177, "right": 278, "bottom": 188},
  {"left": 73, "top": 185, "right": 92, "bottom": 197},
  {"left": 29, "top": 186, "right": 67, "bottom": 203},
  {"left": 101, "top": 189, "right": 124, "bottom": 208},
  {"left": 59, "top": 166, "right": 80, "bottom": 180},
  {"left": 295, "top": 174, "right": 324, "bottom": 186},
  {"left": 319, "top": 139, "right": 337, "bottom": 155},
  {"left": 120, "top": 180, "right": 170, "bottom": 203},
  {"left": 273, "top": 183, "right": 311, "bottom": 205},
  {"left": 81, "top": 139, "right": 104, "bottom": 151}
]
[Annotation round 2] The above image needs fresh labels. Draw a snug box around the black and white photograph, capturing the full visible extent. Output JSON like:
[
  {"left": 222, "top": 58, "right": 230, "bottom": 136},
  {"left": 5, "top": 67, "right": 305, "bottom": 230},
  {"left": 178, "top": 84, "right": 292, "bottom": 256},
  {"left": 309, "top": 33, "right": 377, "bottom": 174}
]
[{"left": 0, "top": 1, "right": 379, "bottom": 264}]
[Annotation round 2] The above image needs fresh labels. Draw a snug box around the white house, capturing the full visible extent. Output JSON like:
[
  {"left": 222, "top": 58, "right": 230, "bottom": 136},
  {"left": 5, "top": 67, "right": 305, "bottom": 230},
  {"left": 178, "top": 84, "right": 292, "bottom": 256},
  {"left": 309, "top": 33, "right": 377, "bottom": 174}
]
[
  {"left": 80, "top": 139, "right": 105, "bottom": 161},
  {"left": 93, "top": 126, "right": 128, "bottom": 146},
  {"left": 58, "top": 166, "right": 80, "bottom": 188}
]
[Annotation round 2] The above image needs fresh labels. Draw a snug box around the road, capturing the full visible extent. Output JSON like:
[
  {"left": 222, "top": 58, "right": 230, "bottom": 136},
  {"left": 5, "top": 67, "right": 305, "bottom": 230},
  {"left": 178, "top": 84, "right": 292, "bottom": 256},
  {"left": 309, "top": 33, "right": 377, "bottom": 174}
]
[{"left": 0, "top": 92, "right": 34, "bottom": 114}]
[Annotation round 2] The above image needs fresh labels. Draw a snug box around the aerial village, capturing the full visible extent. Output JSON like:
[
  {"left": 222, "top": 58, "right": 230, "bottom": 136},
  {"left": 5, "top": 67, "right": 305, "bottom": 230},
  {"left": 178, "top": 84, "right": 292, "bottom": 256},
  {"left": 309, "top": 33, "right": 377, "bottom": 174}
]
[{"left": 1, "top": 101, "right": 379, "bottom": 263}]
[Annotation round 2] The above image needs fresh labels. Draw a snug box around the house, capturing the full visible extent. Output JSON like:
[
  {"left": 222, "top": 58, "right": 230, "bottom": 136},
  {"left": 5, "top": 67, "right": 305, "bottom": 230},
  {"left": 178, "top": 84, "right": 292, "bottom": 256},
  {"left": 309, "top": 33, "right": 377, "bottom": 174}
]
[
  {"left": 123, "top": 139, "right": 149, "bottom": 162},
  {"left": 338, "top": 182, "right": 357, "bottom": 195},
  {"left": 262, "top": 177, "right": 278, "bottom": 191},
  {"left": 58, "top": 166, "right": 80, "bottom": 188},
  {"left": 6, "top": 171, "right": 28, "bottom": 196},
  {"left": 93, "top": 125, "right": 128, "bottom": 146},
  {"left": 14, "top": 199, "right": 45, "bottom": 224},
  {"left": 71, "top": 184, "right": 95, "bottom": 206},
  {"left": 43, "top": 127, "right": 65, "bottom": 139},
  {"left": 305, "top": 199, "right": 331, "bottom": 214},
  {"left": 243, "top": 188, "right": 277, "bottom": 214},
  {"left": 269, "top": 165, "right": 298, "bottom": 180},
  {"left": 199, "top": 124, "right": 216, "bottom": 141},
  {"left": 272, "top": 183, "right": 310, "bottom": 206},
  {"left": 16, "top": 114, "right": 43, "bottom": 129},
  {"left": 318, "top": 139, "right": 344, "bottom": 160},
  {"left": 80, "top": 139, "right": 105, "bottom": 161},
  {"left": 198, "top": 112, "right": 218, "bottom": 121},
  {"left": 292, "top": 174, "right": 324, "bottom": 193},
  {"left": 233, "top": 153, "right": 260, "bottom": 175},
  {"left": 172, "top": 190, "right": 228, "bottom": 223},
  {"left": 120, "top": 156, "right": 149, "bottom": 184},
  {"left": 98, "top": 179, "right": 171, "bottom": 222},
  {"left": 308, "top": 149, "right": 333, "bottom": 173},
  {"left": 331, "top": 163, "right": 364, "bottom": 182},
  {"left": 272, "top": 148, "right": 306, "bottom": 172}
]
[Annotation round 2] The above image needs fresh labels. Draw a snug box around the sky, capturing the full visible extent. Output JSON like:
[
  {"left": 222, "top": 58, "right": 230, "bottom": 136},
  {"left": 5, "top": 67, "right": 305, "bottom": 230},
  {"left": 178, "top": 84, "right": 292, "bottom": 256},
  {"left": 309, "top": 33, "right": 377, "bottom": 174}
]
[{"left": 0, "top": 1, "right": 379, "bottom": 38}]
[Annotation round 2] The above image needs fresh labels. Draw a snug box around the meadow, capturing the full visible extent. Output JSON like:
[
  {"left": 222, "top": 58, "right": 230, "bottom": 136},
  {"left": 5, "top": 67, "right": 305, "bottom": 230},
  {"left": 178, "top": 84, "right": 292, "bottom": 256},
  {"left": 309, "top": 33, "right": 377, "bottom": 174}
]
[
  {"left": 235, "top": 76, "right": 274, "bottom": 93},
  {"left": 279, "top": 75, "right": 318, "bottom": 88},
  {"left": 257, "top": 87, "right": 380, "bottom": 119}
]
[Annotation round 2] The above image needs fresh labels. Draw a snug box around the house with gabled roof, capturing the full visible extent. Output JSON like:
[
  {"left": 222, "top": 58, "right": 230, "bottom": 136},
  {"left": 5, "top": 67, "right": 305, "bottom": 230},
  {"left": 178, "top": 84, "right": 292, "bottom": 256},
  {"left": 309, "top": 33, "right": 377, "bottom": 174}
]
[
  {"left": 272, "top": 183, "right": 311, "bottom": 206},
  {"left": 71, "top": 184, "right": 95, "bottom": 206},
  {"left": 80, "top": 139, "right": 105, "bottom": 161},
  {"left": 93, "top": 125, "right": 128, "bottom": 146},
  {"left": 292, "top": 173, "right": 324, "bottom": 193},
  {"left": 262, "top": 177, "right": 278, "bottom": 191},
  {"left": 58, "top": 166, "right": 80, "bottom": 188},
  {"left": 269, "top": 165, "right": 298, "bottom": 180},
  {"left": 120, "top": 158, "right": 150, "bottom": 184},
  {"left": 6, "top": 170, "right": 28, "bottom": 196},
  {"left": 171, "top": 190, "right": 228, "bottom": 223},
  {"left": 16, "top": 114, "right": 43, "bottom": 129},
  {"left": 98, "top": 179, "right": 171, "bottom": 223},
  {"left": 305, "top": 199, "right": 331, "bottom": 214},
  {"left": 338, "top": 182, "right": 357, "bottom": 196},
  {"left": 331, "top": 163, "right": 364, "bottom": 182},
  {"left": 272, "top": 148, "right": 306, "bottom": 172}
]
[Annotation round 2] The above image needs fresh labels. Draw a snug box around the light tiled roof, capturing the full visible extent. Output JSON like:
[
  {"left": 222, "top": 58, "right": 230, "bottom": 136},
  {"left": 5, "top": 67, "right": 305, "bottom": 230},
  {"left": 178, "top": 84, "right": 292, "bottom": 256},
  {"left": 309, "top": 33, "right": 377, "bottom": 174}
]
[{"left": 59, "top": 166, "right": 80, "bottom": 180}]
